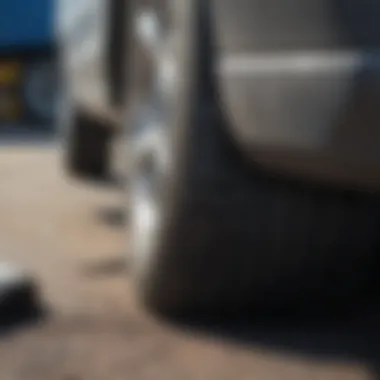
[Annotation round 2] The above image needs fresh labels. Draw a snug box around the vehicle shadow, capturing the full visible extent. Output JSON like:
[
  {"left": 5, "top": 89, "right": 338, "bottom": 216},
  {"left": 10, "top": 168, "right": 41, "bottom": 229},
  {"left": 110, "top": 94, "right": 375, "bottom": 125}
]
[
  {"left": 81, "top": 256, "right": 128, "bottom": 278},
  {"left": 75, "top": 173, "right": 124, "bottom": 189},
  {"left": 0, "top": 130, "right": 57, "bottom": 147},
  {"left": 82, "top": 206, "right": 128, "bottom": 278},
  {"left": 96, "top": 206, "right": 128, "bottom": 228}
]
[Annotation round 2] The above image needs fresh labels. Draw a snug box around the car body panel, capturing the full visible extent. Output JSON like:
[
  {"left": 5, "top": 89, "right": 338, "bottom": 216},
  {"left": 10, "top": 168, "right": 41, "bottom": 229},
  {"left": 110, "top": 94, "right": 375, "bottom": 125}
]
[{"left": 212, "top": 0, "right": 380, "bottom": 190}]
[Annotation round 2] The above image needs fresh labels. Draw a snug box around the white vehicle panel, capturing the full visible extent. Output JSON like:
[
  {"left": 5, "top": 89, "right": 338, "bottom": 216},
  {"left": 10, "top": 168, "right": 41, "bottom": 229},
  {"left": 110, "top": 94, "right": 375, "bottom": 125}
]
[{"left": 56, "top": 0, "right": 109, "bottom": 106}]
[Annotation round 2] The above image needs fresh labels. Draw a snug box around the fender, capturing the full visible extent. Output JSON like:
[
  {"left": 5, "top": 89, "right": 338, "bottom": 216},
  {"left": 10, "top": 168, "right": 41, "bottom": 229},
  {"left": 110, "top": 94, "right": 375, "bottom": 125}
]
[{"left": 211, "top": 0, "right": 380, "bottom": 190}]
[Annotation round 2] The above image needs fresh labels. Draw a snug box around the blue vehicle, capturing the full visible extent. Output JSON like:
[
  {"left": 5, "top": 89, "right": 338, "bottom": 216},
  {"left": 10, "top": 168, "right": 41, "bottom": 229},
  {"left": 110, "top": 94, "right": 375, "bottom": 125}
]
[{"left": 0, "top": 0, "right": 57, "bottom": 126}]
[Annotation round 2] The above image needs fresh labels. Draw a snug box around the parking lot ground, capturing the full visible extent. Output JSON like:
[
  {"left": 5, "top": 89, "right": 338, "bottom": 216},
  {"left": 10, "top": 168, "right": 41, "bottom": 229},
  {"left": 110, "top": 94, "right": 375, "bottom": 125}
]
[{"left": 0, "top": 140, "right": 377, "bottom": 380}]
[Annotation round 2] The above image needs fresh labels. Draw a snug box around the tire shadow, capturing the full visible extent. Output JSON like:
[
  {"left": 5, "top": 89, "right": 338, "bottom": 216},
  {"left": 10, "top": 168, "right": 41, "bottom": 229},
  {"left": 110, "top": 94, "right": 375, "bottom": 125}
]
[
  {"left": 76, "top": 173, "right": 124, "bottom": 189},
  {"left": 81, "top": 256, "right": 128, "bottom": 278},
  {"left": 96, "top": 206, "right": 128, "bottom": 228}
]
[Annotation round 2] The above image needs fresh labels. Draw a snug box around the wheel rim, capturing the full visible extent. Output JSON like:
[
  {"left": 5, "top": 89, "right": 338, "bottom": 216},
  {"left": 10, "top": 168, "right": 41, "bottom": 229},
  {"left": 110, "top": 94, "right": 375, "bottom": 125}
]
[{"left": 130, "top": 4, "right": 176, "bottom": 272}]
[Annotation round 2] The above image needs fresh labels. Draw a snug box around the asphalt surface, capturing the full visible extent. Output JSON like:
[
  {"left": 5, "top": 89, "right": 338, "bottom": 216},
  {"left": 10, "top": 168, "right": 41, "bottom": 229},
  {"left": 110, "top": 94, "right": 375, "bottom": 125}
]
[{"left": 0, "top": 136, "right": 378, "bottom": 380}]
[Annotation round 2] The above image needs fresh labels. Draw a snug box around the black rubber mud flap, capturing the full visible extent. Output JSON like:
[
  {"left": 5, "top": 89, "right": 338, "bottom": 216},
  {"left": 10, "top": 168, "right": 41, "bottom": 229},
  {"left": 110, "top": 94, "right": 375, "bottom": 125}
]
[{"left": 66, "top": 110, "right": 113, "bottom": 181}]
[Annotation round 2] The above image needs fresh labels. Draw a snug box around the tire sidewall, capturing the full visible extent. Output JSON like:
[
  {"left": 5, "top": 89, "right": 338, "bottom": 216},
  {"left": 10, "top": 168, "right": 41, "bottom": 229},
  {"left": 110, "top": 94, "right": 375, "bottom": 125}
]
[{"left": 129, "top": 0, "right": 205, "bottom": 311}]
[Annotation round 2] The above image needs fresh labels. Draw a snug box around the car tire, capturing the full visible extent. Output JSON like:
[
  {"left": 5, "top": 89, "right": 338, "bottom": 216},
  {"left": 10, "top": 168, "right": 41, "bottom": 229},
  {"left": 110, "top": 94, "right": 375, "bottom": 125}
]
[{"left": 128, "top": 0, "right": 380, "bottom": 317}]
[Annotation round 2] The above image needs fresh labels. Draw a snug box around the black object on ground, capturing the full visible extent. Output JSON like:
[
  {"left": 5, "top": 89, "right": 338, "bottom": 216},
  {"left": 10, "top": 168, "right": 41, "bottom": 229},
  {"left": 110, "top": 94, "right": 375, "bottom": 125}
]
[{"left": 0, "top": 262, "right": 44, "bottom": 333}]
